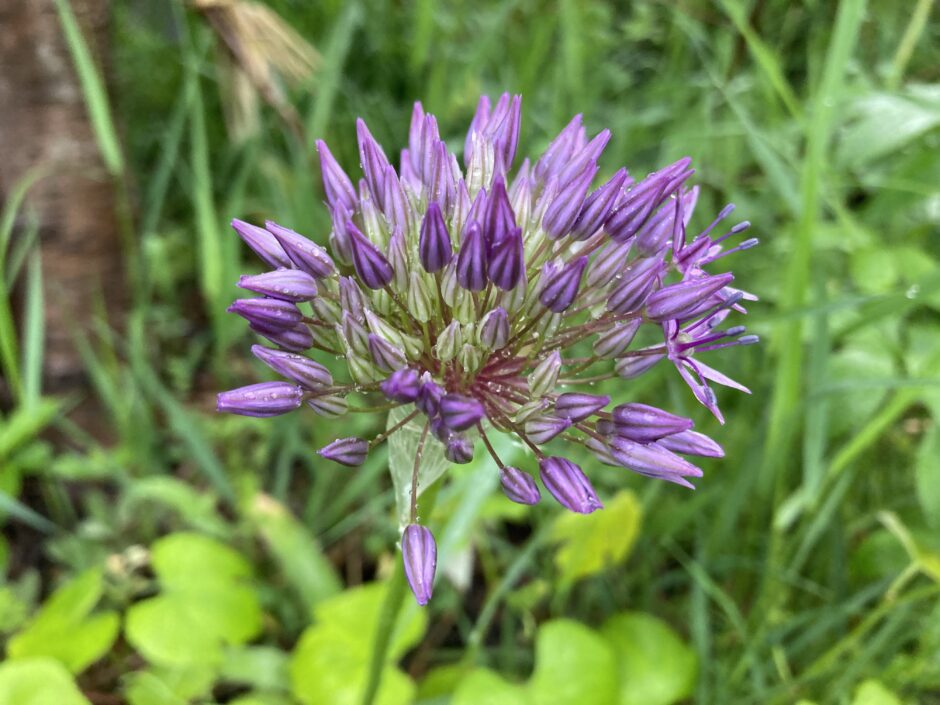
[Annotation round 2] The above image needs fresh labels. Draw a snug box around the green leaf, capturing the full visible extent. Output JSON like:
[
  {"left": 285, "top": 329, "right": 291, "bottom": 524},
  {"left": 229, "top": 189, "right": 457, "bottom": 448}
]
[
  {"left": 245, "top": 493, "right": 341, "bottom": 610},
  {"left": 837, "top": 87, "right": 940, "bottom": 167},
  {"left": 551, "top": 490, "right": 642, "bottom": 583},
  {"left": 125, "top": 533, "right": 262, "bottom": 667},
  {"left": 451, "top": 669, "right": 527, "bottom": 705},
  {"left": 289, "top": 581, "right": 426, "bottom": 705},
  {"left": 600, "top": 612, "right": 697, "bottom": 705},
  {"left": 915, "top": 427, "right": 940, "bottom": 528},
  {"left": 0, "top": 658, "right": 91, "bottom": 705},
  {"left": 0, "top": 398, "right": 62, "bottom": 461},
  {"left": 528, "top": 620, "right": 618, "bottom": 705},
  {"left": 220, "top": 646, "right": 290, "bottom": 692},
  {"left": 850, "top": 679, "right": 903, "bottom": 705},
  {"left": 7, "top": 569, "right": 119, "bottom": 674},
  {"left": 387, "top": 405, "right": 449, "bottom": 527}
]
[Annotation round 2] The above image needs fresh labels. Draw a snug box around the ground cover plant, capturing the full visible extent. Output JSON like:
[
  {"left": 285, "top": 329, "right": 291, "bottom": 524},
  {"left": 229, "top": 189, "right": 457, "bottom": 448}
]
[{"left": 0, "top": 1, "right": 939, "bottom": 704}]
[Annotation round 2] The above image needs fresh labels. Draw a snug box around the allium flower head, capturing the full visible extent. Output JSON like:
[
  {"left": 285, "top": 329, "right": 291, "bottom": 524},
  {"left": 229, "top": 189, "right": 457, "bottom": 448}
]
[{"left": 219, "top": 94, "right": 757, "bottom": 605}]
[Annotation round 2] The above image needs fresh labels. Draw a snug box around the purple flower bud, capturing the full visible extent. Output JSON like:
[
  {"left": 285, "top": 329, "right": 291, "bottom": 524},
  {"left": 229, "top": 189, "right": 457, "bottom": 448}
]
[
  {"left": 251, "top": 345, "right": 332, "bottom": 388},
  {"left": 539, "top": 256, "right": 588, "bottom": 313},
  {"left": 606, "top": 256, "right": 664, "bottom": 314},
  {"left": 409, "top": 102, "right": 426, "bottom": 164},
  {"left": 605, "top": 176, "right": 669, "bottom": 242},
  {"left": 382, "top": 165, "right": 411, "bottom": 233},
  {"left": 430, "top": 414, "right": 452, "bottom": 442},
  {"left": 417, "top": 375, "right": 445, "bottom": 416},
  {"left": 499, "top": 466, "right": 541, "bottom": 505},
  {"left": 217, "top": 382, "right": 303, "bottom": 417},
  {"left": 357, "top": 119, "right": 391, "bottom": 207},
  {"left": 493, "top": 94, "right": 521, "bottom": 171},
  {"left": 231, "top": 219, "right": 293, "bottom": 269},
  {"left": 615, "top": 353, "right": 664, "bottom": 379},
  {"left": 315, "top": 140, "right": 357, "bottom": 214},
  {"left": 338, "top": 276, "right": 366, "bottom": 322},
  {"left": 266, "top": 221, "right": 336, "bottom": 278},
  {"left": 328, "top": 209, "right": 354, "bottom": 265},
  {"left": 346, "top": 221, "right": 394, "bottom": 290},
  {"left": 318, "top": 437, "right": 369, "bottom": 467},
  {"left": 237, "top": 268, "right": 318, "bottom": 302},
  {"left": 556, "top": 129, "right": 610, "bottom": 187},
  {"left": 419, "top": 202, "right": 453, "bottom": 273},
  {"left": 464, "top": 95, "right": 491, "bottom": 166},
  {"left": 554, "top": 393, "right": 610, "bottom": 422},
  {"left": 645, "top": 274, "right": 735, "bottom": 322},
  {"left": 402, "top": 524, "right": 437, "bottom": 606},
  {"left": 608, "top": 436, "right": 702, "bottom": 486},
  {"left": 341, "top": 311, "right": 370, "bottom": 355},
  {"left": 593, "top": 319, "right": 642, "bottom": 359},
  {"left": 535, "top": 115, "right": 583, "bottom": 183},
  {"left": 306, "top": 394, "right": 347, "bottom": 417},
  {"left": 479, "top": 307, "right": 510, "bottom": 350},
  {"left": 368, "top": 334, "right": 407, "bottom": 373},
  {"left": 487, "top": 226, "right": 525, "bottom": 291},
  {"left": 572, "top": 168, "right": 628, "bottom": 240},
  {"left": 430, "top": 141, "right": 457, "bottom": 209},
  {"left": 228, "top": 298, "right": 302, "bottom": 330},
  {"left": 612, "top": 403, "right": 694, "bottom": 442},
  {"left": 538, "top": 456, "right": 603, "bottom": 514},
  {"left": 456, "top": 222, "right": 488, "bottom": 292},
  {"left": 524, "top": 414, "right": 572, "bottom": 444},
  {"left": 483, "top": 179, "right": 516, "bottom": 245},
  {"left": 586, "top": 238, "right": 634, "bottom": 289},
  {"left": 657, "top": 430, "right": 725, "bottom": 458},
  {"left": 440, "top": 393, "right": 486, "bottom": 431},
  {"left": 250, "top": 322, "right": 313, "bottom": 352},
  {"left": 380, "top": 368, "right": 421, "bottom": 403},
  {"left": 585, "top": 436, "right": 620, "bottom": 467},
  {"left": 445, "top": 435, "right": 474, "bottom": 464},
  {"left": 463, "top": 189, "right": 488, "bottom": 239},
  {"left": 542, "top": 161, "right": 597, "bottom": 239}
]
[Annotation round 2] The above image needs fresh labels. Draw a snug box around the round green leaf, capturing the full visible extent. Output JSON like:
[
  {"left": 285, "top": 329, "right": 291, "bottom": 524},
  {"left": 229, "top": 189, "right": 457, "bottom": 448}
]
[
  {"left": 600, "top": 612, "right": 697, "bottom": 705},
  {"left": 528, "top": 619, "right": 618, "bottom": 705},
  {"left": 0, "top": 658, "right": 91, "bottom": 705}
]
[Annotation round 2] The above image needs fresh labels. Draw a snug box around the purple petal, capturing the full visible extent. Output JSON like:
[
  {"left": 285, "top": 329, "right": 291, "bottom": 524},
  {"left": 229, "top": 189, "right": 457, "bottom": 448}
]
[
  {"left": 217, "top": 382, "right": 303, "bottom": 417},
  {"left": 538, "top": 456, "right": 603, "bottom": 514},
  {"left": 318, "top": 437, "right": 369, "bottom": 467}
]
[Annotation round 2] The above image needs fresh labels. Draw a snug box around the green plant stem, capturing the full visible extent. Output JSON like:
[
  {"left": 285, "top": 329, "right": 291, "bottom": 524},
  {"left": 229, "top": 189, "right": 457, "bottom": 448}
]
[
  {"left": 361, "top": 482, "right": 439, "bottom": 705},
  {"left": 360, "top": 556, "right": 408, "bottom": 705}
]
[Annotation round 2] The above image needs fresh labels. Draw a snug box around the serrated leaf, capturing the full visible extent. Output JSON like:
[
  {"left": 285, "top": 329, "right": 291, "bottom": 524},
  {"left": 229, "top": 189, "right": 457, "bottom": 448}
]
[
  {"left": 551, "top": 490, "right": 642, "bottom": 583},
  {"left": 387, "top": 405, "right": 449, "bottom": 528},
  {"left": 0, "top": 658, "right": 91, "bottom": 705},
  {"left": 600, "top": 612, "right": 697, "bottom": 705}
]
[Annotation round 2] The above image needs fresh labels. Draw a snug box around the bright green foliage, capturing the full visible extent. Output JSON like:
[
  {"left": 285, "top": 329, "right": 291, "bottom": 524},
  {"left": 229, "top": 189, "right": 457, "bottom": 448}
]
[
  {"left": 6, "top": 569, "right": 118, "bottom": 674},
  {"left": 0, "top": 658, "right": 91, "bottom": 705},
  {"left": 601, "top": 613, "right": 697, "bottom": 705},
  {"left": 125, "top": 533, "right": 262, "bottom": 666},
  {"left": 453, "top": 614, "right": 693, "bottom": 705},
  {"left": 851, "top": 679, "right": 903, "bottom": 705},
  {"left": 289, "top": 581, "right": 427, "bottom": 705},
  {"left": 245, "top": 493, "right": 342, "bottom": 610},
  {"left": 551, "top": 490, "right": 641, "bottom": 584}
]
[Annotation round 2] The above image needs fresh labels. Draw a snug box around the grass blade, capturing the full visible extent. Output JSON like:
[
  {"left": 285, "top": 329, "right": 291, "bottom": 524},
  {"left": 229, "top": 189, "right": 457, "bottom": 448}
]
[{"left": 52, "top": 0, "right": 124, "bottom": 176}]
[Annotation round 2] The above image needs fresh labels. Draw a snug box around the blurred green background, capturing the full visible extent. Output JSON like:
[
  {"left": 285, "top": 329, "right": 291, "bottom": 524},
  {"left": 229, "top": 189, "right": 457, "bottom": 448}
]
[{"left": 1, "top": 0, "right": 939, "bottom": 703}]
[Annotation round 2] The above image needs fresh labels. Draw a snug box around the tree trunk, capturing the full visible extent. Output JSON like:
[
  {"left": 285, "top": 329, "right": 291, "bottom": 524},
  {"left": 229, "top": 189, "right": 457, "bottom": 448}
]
[{"left": 0, "top": 0, "right": 124, "bottom": 395}]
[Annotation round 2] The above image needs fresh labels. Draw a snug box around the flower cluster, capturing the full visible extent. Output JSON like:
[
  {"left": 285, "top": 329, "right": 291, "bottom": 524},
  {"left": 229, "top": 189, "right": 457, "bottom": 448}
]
[{"left": 218, "top": 94, "right": 756, "bottom": 605}]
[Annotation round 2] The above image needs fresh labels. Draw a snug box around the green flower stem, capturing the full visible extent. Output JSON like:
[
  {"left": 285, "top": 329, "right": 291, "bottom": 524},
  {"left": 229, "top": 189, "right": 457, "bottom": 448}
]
[{"left": 360, "top": 481, "right": 440, "bottom": 705}]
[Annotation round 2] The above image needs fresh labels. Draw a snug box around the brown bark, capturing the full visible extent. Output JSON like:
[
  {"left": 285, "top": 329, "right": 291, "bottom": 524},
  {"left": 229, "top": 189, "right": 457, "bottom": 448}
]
[{"left": 0, "top": 0, "right": 124, "bottom": 393}]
